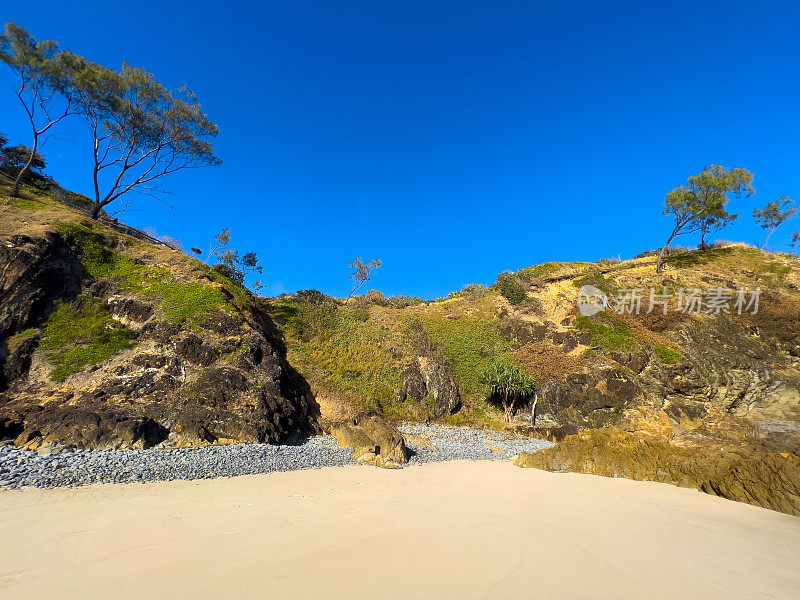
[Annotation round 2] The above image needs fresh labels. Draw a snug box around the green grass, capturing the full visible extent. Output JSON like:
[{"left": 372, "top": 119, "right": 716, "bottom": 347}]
[
  {"left": 56, "top": 222, "right": 234, "bottom": 327},
  {"left": 278, "top": 299, "right": 403, "bottom": 411},
  {"left": 576, "top": 314, "right": 636, "bottom": 351},
  {"left": 416, "top": 315, "right": 512, "bottom": 397},
  {"left": 2, "top": 196, "right": 50, "bottom": 210},
  {"left": 39, "top": 296, "right": 135, "bottom": 382},
  {"left": 654, "top": 344, "right": 683, "bottom": 364}
]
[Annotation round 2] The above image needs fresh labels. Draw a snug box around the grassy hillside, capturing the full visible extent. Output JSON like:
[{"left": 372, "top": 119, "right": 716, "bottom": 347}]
[{"left": 271, "top": 239, "right": 800, "bottom": 433}]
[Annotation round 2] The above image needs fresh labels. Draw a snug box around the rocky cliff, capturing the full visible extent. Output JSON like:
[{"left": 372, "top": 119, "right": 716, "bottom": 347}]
[{"left": 0, "top": 184, "right": 318, "bottom": 450}]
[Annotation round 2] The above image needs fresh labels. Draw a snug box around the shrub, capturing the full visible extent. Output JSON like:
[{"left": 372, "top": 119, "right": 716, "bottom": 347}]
[
  {"left": 576, "top": 315, "right": 636, "bottom": 351},
  {"left": 386, "top": 295, "right": 424, "bottom": 309},
  {"left": 296, "top": 289, "right": 328, "bottom": 304},
  {"left": 496, "top": 271, "right": 527, "bottom": 305},
  {"left": 461, "top": 283, "right": 489, "bottom": 302},
  {"left": 366, "top": 289, "right": 387, "bottom": 306}
]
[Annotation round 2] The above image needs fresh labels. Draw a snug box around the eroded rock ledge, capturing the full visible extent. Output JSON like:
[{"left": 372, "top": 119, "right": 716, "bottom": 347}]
[{"left": 515, "top": 428, "right": 800, "bottom": 516}]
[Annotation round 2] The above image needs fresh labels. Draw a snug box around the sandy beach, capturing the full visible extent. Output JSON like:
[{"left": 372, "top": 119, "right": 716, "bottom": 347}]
[{"left": 1, "top": 460, "right": 799, "bottom": 600}]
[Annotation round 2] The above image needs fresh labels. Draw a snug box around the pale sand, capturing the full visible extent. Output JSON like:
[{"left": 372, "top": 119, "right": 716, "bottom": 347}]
[{"left": 1, "top": 461, "right": 799, "bottom": 600}]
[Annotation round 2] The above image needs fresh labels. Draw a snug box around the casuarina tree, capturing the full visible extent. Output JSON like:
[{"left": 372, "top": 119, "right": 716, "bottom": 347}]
[
  {"left": 347, "top": 257, "right": 381, "bottom": 299},
  {"left": 59, "top": 52, "right": 221, "bottom": 219},
  {"left": 0, "top": 22, "right": 74, "bottom": 198},
  {"left": 657, "top": 166, "right": 753, "bottom": 273},
  {"left": 753, "top": 196, "right": 796, "bottom": 250}
]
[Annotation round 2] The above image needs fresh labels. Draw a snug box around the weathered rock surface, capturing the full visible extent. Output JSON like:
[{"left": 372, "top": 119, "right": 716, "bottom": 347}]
[
  {"left": 0, "top": 223, "right": 318, "bottom": 450},
  {"left": 398, "top": 355, "right": 461, "bottom": 418},
  {"left": 330, "top": 413, "right": 408, "bottom": 468},
  {"left": 514, "top": 428, "right": 800, "bottom": 516}
]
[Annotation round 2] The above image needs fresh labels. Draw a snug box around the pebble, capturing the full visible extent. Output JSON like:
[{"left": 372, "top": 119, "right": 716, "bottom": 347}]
[{"left": 0, "top": 425, "right": 554, "bottom": 490}]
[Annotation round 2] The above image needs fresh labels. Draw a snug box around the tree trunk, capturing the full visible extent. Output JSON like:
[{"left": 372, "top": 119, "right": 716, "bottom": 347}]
[
  {"left": 656, "top": 229, "right": 679, "bottom": 274},
  {"left": 90, "top": 202, "right": 102, "bottom": 220},
  {"left": 531, "top": 393, "right": 538, "bottom": 426},
  {"left": 699, "top": 225, "right": 709, "bottom": 250},
  {"left": 762, "top": 228, "right": 775, "bottom": 250},
  {"left": 502, "top": 391, "right": 511, "bottom": 423},
  {"left": 11, "top": 138, "right": 38, "bottom": 199}
]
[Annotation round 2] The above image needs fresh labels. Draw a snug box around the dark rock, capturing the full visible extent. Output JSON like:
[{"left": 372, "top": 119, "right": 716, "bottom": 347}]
[
  {"left": 398, "top": 356, "right": 461, "bottom": 418},
  {"left": 176, "top": 335, "right": 219, "bottom": 366},
  {"left": 0, "top": 226, "right": 318, "bottom": 450}
]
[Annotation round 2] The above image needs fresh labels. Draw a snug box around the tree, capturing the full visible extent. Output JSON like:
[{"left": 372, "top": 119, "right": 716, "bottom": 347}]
[
  {"left": 59, "top": 52, "right": 221, "bottom": 219},
  {"left": 792, "top": 232, "right": 800, "bottom": 253},
  {"left": 347, "top": 257, "right": 381, "bottom": 299},
  {"left": 0, "top": 143, "right": 46, "bottom": 181},
  {"left": 0, "top": 22, "right": 74, "bottom": 198},
  {"left": 657, "top": 166, "right": 753, "bottom": 273},
  {"left": 753, "top": 196, "right": 797, "bottom": 250},
  {"left": 480, "top": 361, "right": 535, "bottom": 423},
  {"left": 205, "top": 228, "right": 263, "bottom": 292}
]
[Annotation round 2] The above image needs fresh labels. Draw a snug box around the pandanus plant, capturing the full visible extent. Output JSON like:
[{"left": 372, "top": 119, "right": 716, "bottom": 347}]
[{"left": 480, "top": 361, "right": 535, "bottom": 423}]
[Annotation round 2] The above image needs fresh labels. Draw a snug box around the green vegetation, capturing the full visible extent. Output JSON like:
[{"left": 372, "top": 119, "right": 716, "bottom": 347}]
[
  {"left": 1, "top": 195, "right": 49, "bottom": 210},
  {"left": 40, "top": 296, "right": 135, "bottom": 382},
  {"left": 276, "top": 297, "right": 403, "bottom": 414},
  {"left": 573, "top": 272, "right": 616, "bottom": 296},
  {"left": 576, "top": 314, "right": 636, "bottom": 351},
  {"left": 659, "top": 165, "right": 753, "bottom": 272},
  {"left": 495, "top": 271, "right": 527, "bottom": 305},
  {"left": 753, "top": 196, "right": 797, "bottom": 249},
  {"left": 56, "top": 222, "right": 234, "bottom": 326},
  {"left": 480, "top": 360, "right": 535, "bottom": 422},
  {"left": 418, "top": 316, "right": 512, "bottom": 397},
  {"left": 655, "top": 345, "right": 683, "bottom": 364}
]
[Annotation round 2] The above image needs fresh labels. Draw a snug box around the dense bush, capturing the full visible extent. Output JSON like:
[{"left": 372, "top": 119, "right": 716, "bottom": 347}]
[
  {"left": 495, "top": 272, "right": 528, "bottom": 305},
  {"left": 461, "top": 283, "right": 488, "bottom": 301},
  {"left": 366, "top": 289, "right": 388, "bottom": 306}
]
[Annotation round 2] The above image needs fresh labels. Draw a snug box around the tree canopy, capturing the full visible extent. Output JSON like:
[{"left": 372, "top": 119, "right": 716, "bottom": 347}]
[
  {"left": 58, "top": 52, "right": 221, "bottom": 218},
  {"left": 657, "top": 165, "right": 753, "bottom": 273},
  {"left": 0, "top": 22, "right": 73, "bottom": 197},
  {"left": 753, "top": 196, "right": 796, "bottom": 249}
]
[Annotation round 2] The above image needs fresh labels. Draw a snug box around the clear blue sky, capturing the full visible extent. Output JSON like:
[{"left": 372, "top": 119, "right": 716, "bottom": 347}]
[{"left": 3, "top": 1, "right": 800, "bottom": 298}]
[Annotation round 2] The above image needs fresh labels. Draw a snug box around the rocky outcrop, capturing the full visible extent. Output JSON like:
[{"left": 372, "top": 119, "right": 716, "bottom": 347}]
[
  {"left": 330, "top": 413, "right": 408, "bottom": 468},
  {"left": 398, "top": 355, "right": 461, "bottom": 419},
  {"left": 514, "top": 428, "right": 800, "bottom": 516},
  {"left": 0, "top": 224, "right": 319, "bottom": 450}
]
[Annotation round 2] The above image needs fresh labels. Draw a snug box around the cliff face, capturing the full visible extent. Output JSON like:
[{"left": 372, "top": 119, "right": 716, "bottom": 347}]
[
  {"left": 274, "top": 245, "right": 800, "bottom": 455},
  {"left": 0, "top": 186, "right": 318, "bottom": 450}
]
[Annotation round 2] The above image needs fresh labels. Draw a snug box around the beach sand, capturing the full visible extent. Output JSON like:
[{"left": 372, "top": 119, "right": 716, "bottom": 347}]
[{"left": 1, "top": 460, "right": 798, "bottom": 599}]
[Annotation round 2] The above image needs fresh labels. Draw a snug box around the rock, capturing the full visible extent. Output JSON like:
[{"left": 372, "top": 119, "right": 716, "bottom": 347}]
[
  {"left": 514, "top": 428, "right": 800, "bottom": 516},
  {"left": 330, "top": 413, "right": 408, "bottom": 468},
  {"left": 405, "top": 434, "right": 437, "bottom": 451},
  {"left": 0, "top": 225, "right": 319, "bottom": 451},
  {"left": 399, "top": 356, "right": 461, "bottom": 418}
]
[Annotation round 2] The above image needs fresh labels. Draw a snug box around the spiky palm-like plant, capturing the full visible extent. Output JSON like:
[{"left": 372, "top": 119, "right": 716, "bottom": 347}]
[{"left": 481, "top": 361, "right": 535, "bottom": 423}]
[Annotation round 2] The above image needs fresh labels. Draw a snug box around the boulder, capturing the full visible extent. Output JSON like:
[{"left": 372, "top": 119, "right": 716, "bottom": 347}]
[
  {"left": 399, "top": 356, "right": 461, "bottom": 418},
  {"left": 331, "top": 413, "right": 408, "bottom": 468}
]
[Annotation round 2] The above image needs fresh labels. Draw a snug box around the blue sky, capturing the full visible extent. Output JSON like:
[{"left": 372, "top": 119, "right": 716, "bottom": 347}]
[{"left": 3, "top": 1, "right": 800, "bottom": 298}]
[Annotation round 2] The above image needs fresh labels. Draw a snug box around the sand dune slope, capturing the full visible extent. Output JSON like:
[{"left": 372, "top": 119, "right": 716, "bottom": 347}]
[{"left": 1, "top": 460, "right": 799, "bottom": 599}]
